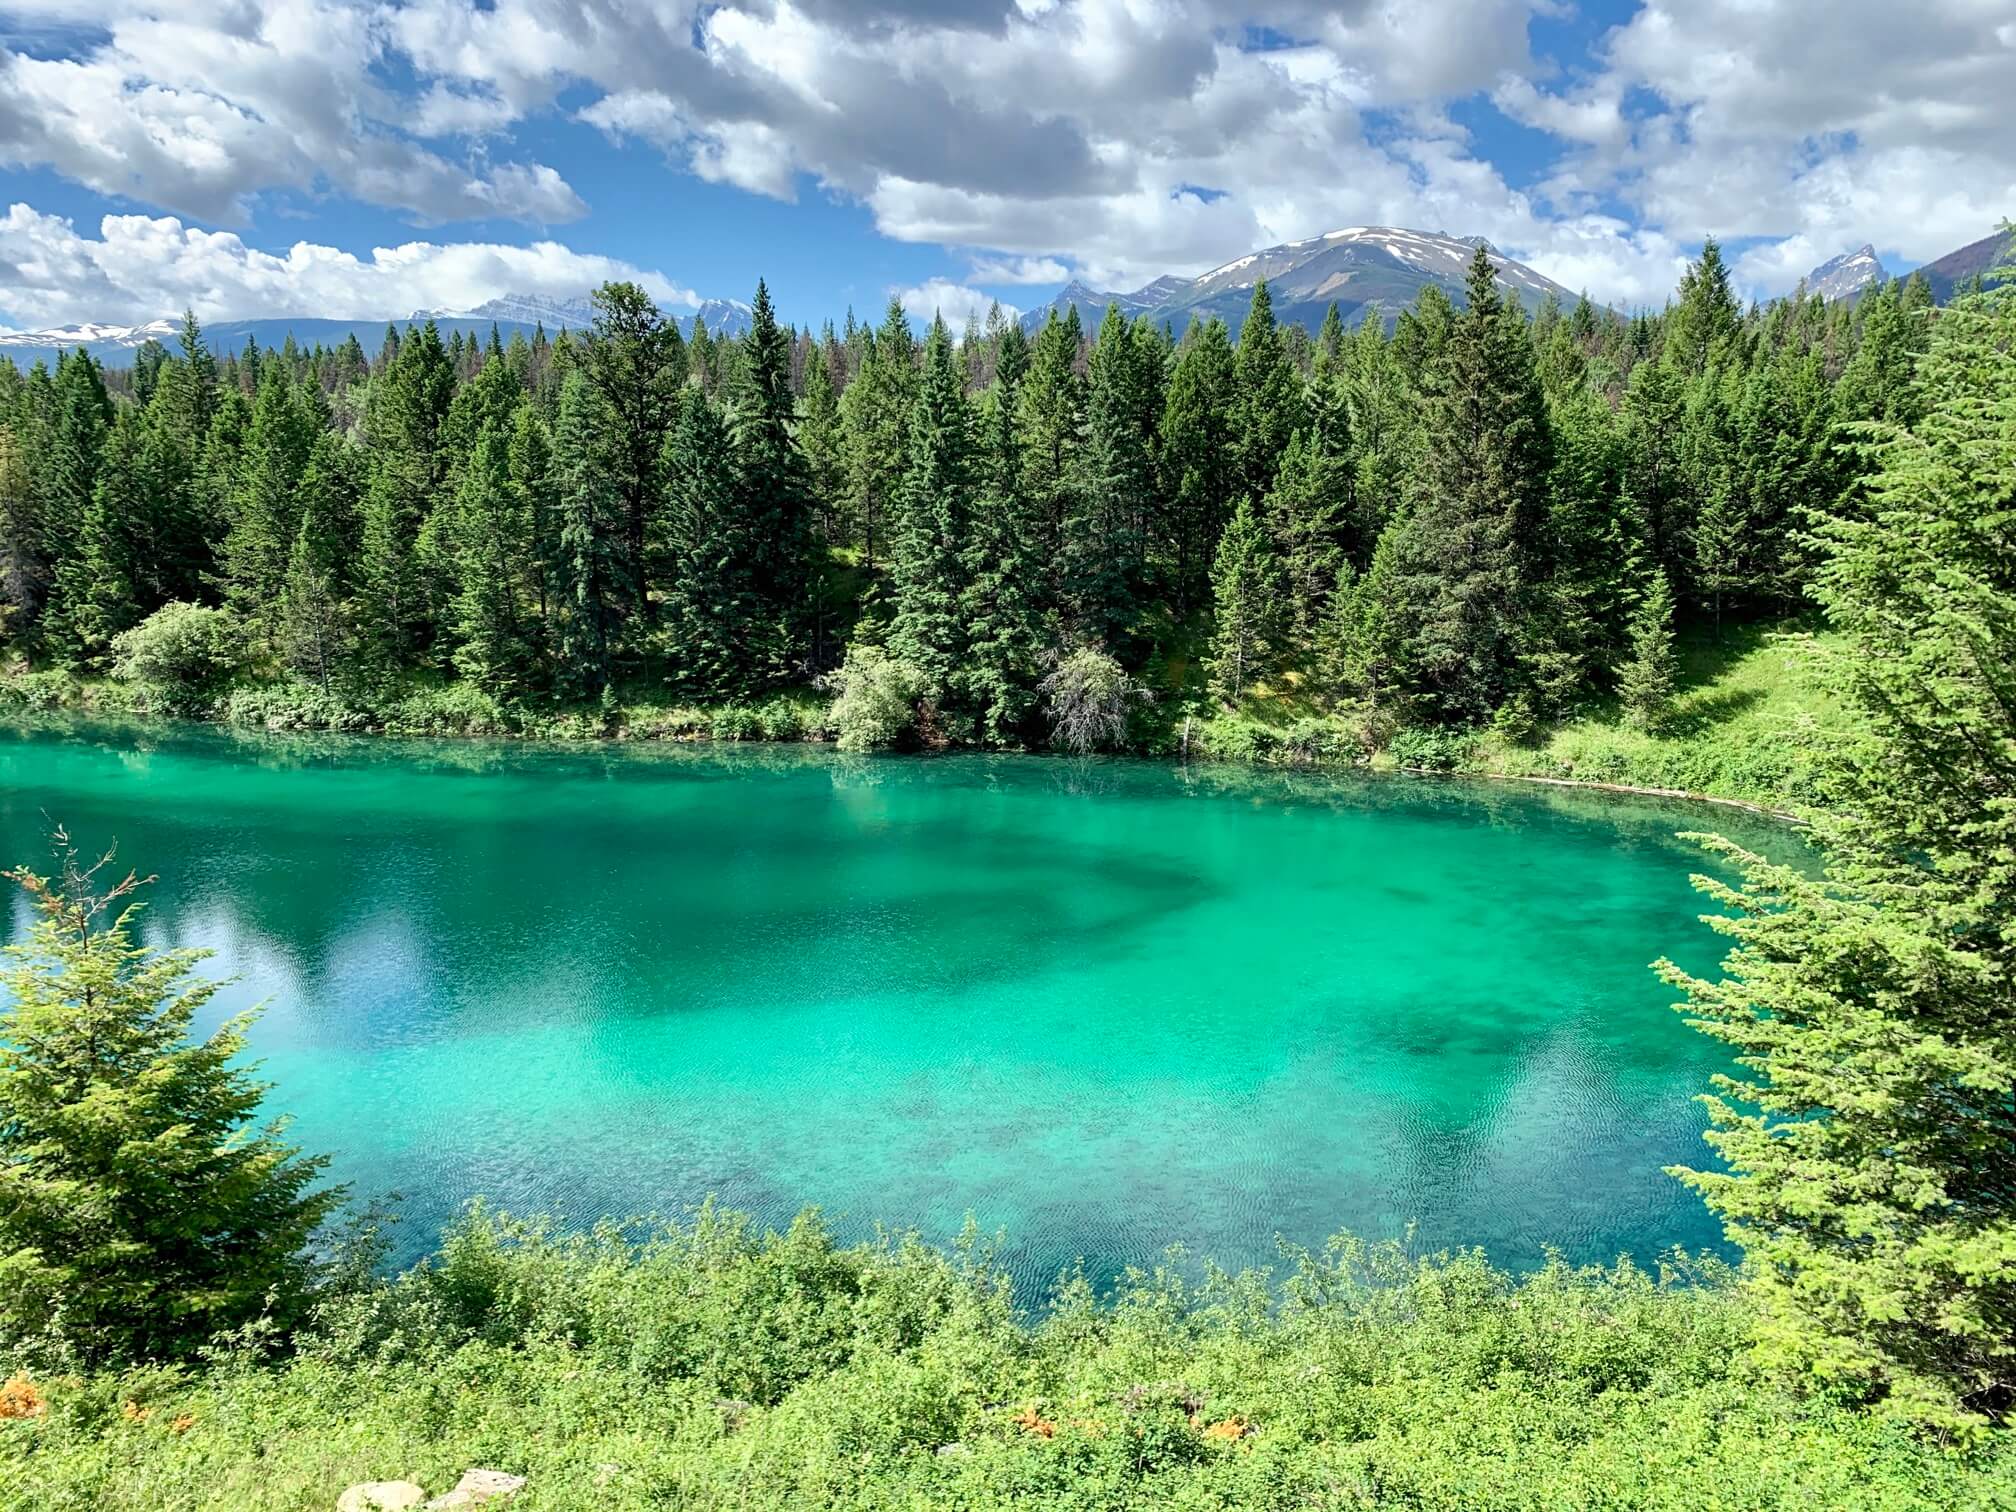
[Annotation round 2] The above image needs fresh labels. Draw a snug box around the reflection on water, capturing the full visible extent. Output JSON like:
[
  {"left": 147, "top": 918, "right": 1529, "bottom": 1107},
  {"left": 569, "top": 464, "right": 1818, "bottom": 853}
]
[{"left": 0, "top": 713, "right": 1800, "bottom": 1296}]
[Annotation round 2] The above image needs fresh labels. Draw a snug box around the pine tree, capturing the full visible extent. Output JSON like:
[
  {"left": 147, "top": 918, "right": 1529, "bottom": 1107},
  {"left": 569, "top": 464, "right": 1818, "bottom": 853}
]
[
  {"left": 356, "top": 322, "right": 454, "bottom": 672},
  {"left": 887, "top": 318, "right": 973, "bottom": 689},
  {"left": 1660, "top": 266, "right": 2016, "bottom": 1427},
  {"left": 839, "top": 302, "right": 919, "bottom": 570},
  {"left": 550, "top": 373, "right": 626, "bottom": 699},
  {"left": 661, "top": 387, "right": 756, "bottom": 699},
  {"left": 279, "top": 432, "right": 360, "bottom": 692},
  {"left": 0, "top": 839, "right": 337, "bottom": 1364},
  {"left": 1386, "top": 246, "right": 1556, "bottom": 725},
  {"left": 46, "top": 410, "right": 144, "bottom": 666},
  {"left": 726, "top": 280, "right": 817, "bottom": 686},
  {"left": 583, "top": 283, "right": 683, "bottom": 619},
  {"left": 1159, "top": 318, "right": 1236, "bottom": 612},
  {"left": 447, "top": 425, "right": 535, "bottom": 699},
  {"left": 1617, "top": 569, "right": 1677, "bottom": 728},
  {"left": 1231, "top": 281, "right": 1304, "bottom": 503},
  {"left": 1206, "top": 495, "right": 1285, "bottom": 706}
]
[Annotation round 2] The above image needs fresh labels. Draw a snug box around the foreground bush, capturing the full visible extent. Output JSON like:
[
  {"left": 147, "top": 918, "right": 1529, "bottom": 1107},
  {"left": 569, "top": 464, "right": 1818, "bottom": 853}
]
[{"left": 3, "top": 1204, "right": 2010, "bottom": 1511}]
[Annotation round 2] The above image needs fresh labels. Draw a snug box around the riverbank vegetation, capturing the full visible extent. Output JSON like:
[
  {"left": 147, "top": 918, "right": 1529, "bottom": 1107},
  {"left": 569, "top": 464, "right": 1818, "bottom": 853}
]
[
  {"left": 2, "top": 251, "right": 2013, "bottom": 1504},
  {"left": 1, "top": 235, "right": 1976, "bottom": 809}
]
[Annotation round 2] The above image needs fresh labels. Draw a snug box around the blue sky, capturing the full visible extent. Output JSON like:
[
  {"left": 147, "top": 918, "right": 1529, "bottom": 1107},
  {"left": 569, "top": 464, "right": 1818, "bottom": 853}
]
[{"left": 0, "top": 0, "right": 2009, "bottom": 332}]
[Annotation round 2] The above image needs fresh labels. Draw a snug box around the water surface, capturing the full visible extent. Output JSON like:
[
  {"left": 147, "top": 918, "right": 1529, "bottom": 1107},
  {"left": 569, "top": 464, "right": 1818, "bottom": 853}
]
[{"left": 0, "top": 717, "right": 1793, "bottom": 1294}]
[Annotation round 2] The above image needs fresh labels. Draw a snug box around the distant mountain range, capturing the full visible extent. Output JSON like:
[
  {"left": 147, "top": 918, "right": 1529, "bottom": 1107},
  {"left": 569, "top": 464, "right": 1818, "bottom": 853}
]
[
  {"left": 6, "top": 223, "right": 2010, "bottom": 368},
  {"left": 0, "top": 294, "right": 754, "bottom": 370},
  {"left": 1017, "top": 225, "right": 1580, "bottom": 336}
]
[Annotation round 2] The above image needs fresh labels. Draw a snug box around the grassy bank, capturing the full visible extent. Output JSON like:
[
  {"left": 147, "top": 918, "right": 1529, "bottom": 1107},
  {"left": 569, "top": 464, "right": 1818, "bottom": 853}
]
[
  {"left": 4, "top": 1206, "right": 2007, "bottom": 1512},
  {"left": 1193, "top": 620, "right": 1849, "bottom": 812},
  {"left": 0, "top": 616, "right": 1851, "bottom": 813}
]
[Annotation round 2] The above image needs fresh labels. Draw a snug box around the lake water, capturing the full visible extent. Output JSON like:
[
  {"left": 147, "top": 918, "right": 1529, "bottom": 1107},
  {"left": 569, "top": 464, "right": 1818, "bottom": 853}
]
[{"left": 0, "top": 716, "right": 1792, "bottom": 1296}]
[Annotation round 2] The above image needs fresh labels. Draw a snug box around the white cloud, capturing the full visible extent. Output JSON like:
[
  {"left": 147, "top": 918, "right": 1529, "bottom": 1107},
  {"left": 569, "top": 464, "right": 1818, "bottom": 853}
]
[
  {"left": 0, "top": 204, "right": 694, "bottom": 329},
  {"left": 0, "top": 0, "right": 2011, "bottom": 311},
  {"left": 893, "top": 279, "right": 1018, "bottom": 329}
]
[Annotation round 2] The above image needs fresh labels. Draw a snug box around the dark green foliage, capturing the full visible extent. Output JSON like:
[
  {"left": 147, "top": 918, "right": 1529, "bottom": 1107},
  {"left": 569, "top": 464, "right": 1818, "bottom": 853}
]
[
  {"left": 888, "top": 319, "right": 973, "bottom": 688},
  {"left": 1619, "top": 570, "right": 1678, "bottom": 729},
  {"left": 1660, "top": 264, "right": 2016, "bottom": 1429},
  {"left": 1384, "top": 247, "right": 1557, "bottom": 726},
  {"left": 0, "top": 840, "right": 336, "bottom": 1365},
  {"left": 1207, "top": 495, "right": 1284, "bottom": 705}
]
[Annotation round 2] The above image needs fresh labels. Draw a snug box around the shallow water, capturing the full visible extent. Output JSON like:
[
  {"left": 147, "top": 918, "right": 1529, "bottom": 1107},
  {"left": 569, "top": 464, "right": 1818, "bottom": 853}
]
[{"left": 0, "top": 716, "right": 1796, "bottom": 1296}]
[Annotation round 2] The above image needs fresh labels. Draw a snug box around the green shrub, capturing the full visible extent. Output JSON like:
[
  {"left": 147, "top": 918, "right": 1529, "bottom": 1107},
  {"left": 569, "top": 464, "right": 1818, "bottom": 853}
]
[
  {"left": 828, "top": 646, "right": 932, "bottom": 752},
  {"left": 108, "top": 604, "right": 248, "bottom": 716}
]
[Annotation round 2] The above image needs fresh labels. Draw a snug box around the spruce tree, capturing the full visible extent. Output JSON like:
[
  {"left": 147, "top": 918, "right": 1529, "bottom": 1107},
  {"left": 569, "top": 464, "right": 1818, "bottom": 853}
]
[
  {"left": 1617, "top": 569, "right": 1677, "bottom": 729},
  {"left": 1068, "top": 305, "right": 1159, "bottom": 644},
  {"left": 220, "top": 366, "right": 317, "bottom": 626},
  {"left": 1661, "top": 266, "right": 2016, "bottom": 1427},
  {"left": 583, "top": 282, "right": 683, "bottom": 618},
  {"left": 662, "top": 388, "right": 757, "bottom": 699},
  {"left": 1159, "top": 318, "right": 1236, "bottom": 612},
  {"left": 550, "top": 373, "right": 625, "bottom": 699},
  {"left": 1206, "top": 495, "right": 1285, "bottom": 705},
  {"left": 887, "top": 318, "right": 973, "bottom": 689},
  {"left": 726, "top": 280, "right": 818, "bottom": 686},
  {"left": 1231, "top": 281, "right": 1304, "bottom": 503},
  {"left": 960, "top": 381, "right": 1048, "bottom": 745},
  {"left": 279, "top": 432, "right": 360, "bottom": 692},
  {"left": 0, "top": 839, "right": 337, "bottom": 1364},
  {"left": 1386, "top": 246, "right": 1556, "bottom": 725},
  {"left": 1014, "top": 309, "right": 1085, "bottom": 618}
]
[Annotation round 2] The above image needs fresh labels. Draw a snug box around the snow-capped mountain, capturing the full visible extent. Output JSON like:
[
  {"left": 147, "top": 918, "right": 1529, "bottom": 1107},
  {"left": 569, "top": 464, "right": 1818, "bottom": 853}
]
[
  {"left": 1804, "top": 245, "right": 1885, "bottom": 302},
  {"left": 0, "top": 289, "right": 755, "bottom": 367},
  {"left": 0, "top": 317, "right": 179, "bottom": 359},
  {"left": 1020, "top": 226, "right": 1583, "bottom": 335}
]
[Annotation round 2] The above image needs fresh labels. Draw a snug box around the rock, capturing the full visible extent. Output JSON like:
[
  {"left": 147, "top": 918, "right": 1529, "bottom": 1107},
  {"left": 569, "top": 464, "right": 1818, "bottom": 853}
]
[
  {"left": 336, "top": 1485, "right": 426, "bottom": 1512},
  {"left": 423, "top": 1468, "right": 526, "bottom": 1509}
]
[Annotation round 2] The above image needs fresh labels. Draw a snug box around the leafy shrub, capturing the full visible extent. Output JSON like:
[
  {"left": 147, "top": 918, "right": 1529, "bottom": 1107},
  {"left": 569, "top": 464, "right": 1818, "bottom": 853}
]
[
  {"left": 108, "top": 604, "right": 248, "bottom": 715},
  {"left": 1387, "top": 725, "right": 1481, "bottom": 773},
  {"left": 1040, "top": 647, "right": 1141, "bottom": 755},
  {"left": 827, "top": 646, "right": 932, "bottom": 752}
]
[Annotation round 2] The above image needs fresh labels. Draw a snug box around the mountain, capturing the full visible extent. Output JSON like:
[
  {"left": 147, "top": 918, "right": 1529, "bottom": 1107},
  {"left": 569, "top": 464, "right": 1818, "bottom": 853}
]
[
  {"left": 1912, "top": 226, "right": 2016, "bottom": 303},
  {"left": 1019, "top": 226, "right": 1582, "bottom": 336},
  {"left": 1804, "top": 244, "right": 1885, "bottom": 302},
  {"left": 0, "top": 290, "right": 754, "bottom": 368}
]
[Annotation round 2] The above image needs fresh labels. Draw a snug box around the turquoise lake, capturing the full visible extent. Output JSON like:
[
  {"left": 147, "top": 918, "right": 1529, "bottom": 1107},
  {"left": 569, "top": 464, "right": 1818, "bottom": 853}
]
[{"left": 0, "top": 717, "right": 1791, "bottom": 1296}]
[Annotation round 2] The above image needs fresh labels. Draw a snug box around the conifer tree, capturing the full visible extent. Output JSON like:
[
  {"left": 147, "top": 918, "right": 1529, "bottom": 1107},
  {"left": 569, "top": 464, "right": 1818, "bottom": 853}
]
[
  {"left": 1014, "top": 309, "right": 1085, "bottom": 616},
  {"left": 0, "top": 839, "right": 337, "bottom": 1364},
  {"left": 1617, "top": 568, "right": 1677, "bottom": 728},
  {"left": 960, "top": 381, "right": 1048, "bottom": 745},
  {"left": 1159, "top": 318, "right": 1236, "bottom": 612},
  {"left": 1661, "top": 266, "right": 2016, "bottom": 1427},
  {"left": 583, "top": 282, "right": 683, "bottom": 618},
  {"left": 726, "top": 280, "right": 817, "bottom": 685},
  {"left": 1667, "top": 236, "right": 1743, "bottom": 377},
  {"left": 661, "top": 387, "right": 756, "bottom": 698},
  {"left": 550, "top": 372, "right": 625, "bottom": 698},
  {"left": 887, "top": 318, "right": 973, "bottom": 689},
  {"left": 1207, "top": 495, "right": 1284, "bottom": 705},
  {"left": 1231, "top": 281, "right": 1304, "bottom": 503},
  {"left": 1386, "top": 246, "right": 1555, "bottom": 724},
  {"left": 449, "top": 426, "right": 535, "bottom": 699},
  {"left": 46, "top": 410, "right": 143, "bottom": 666},
  {"left": 220, "top": 366, "right": 317, "bottom": 626},
  {"left": 1068, "top": 306, "right": 1160, "bottom": 643},
  {"left": 279, "top": 432, "right": 360, "bottom": 692}
]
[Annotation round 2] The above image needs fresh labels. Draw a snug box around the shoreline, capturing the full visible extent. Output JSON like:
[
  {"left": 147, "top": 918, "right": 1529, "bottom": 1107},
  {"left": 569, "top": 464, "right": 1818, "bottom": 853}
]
[{"left": 3, "top": 681, "right": 1811, "bottom": 822}]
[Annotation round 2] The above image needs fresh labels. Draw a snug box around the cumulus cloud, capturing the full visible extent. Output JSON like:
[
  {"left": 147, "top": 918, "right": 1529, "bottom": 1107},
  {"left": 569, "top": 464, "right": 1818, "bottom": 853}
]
[
  {"left": 892, "top": 279, "right": 1018, "bottom": 328},
  {"left": 0, "top": 0, "right": 2010, "bottom": 309},
  {"left": 0, "top": 205, "right": 694, "bottom": 329}
]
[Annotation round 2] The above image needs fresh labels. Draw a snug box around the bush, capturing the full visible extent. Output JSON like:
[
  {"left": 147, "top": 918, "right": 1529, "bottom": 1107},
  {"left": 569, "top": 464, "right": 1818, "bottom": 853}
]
[
  {"left": 108, "top": 604, "right": 248, "bottom": 716},
  {"left": 1387, "top": 724, "right": 1480, "bottom": 773},
  {"left": 827, "top": 646, "right": 932, "bottom": 752},
  {"left": 1040, "top": 647, "right": 1141, "bottom": 755}
]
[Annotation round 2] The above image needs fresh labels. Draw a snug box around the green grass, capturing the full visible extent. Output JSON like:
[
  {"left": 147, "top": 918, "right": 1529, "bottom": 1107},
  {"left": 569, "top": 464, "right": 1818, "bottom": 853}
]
[
  {"left": 4, "top": 1206, "right": 2008, "bottom": 1511},
  {"left": 1470, "top": 620, "right": 1851, "bottom": 811}
]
